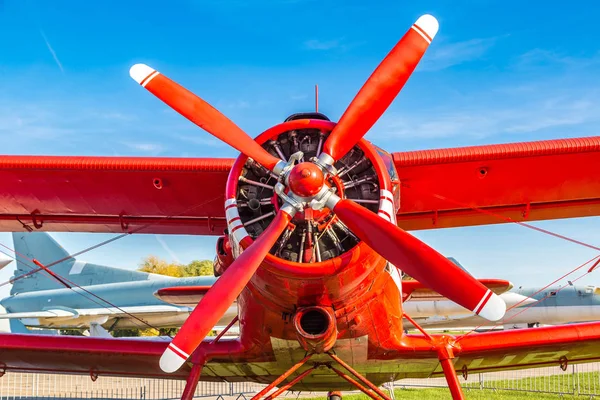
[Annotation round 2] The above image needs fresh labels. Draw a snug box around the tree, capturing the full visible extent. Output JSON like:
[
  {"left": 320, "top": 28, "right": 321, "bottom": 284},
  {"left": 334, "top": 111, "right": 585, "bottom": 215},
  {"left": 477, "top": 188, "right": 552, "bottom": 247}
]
[
  {"left": 184, "top": 260, "right": 214, "bottom": 277},
  {"left": 138, "top": 255, "right": 215, "bottom": 278},
  {"left": 138, "top": 255, "right": 187, "bottom": 277}
]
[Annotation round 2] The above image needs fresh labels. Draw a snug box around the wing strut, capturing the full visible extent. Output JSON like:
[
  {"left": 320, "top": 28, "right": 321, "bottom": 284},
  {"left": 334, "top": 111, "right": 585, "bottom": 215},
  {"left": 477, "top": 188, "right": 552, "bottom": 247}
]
[{"left": 181, "top": 363, "right": 203, "bottom": 400}]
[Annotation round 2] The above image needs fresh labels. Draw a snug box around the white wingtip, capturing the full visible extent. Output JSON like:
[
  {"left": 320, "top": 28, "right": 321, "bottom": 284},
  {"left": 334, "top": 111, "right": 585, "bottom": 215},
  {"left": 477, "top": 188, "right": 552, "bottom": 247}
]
[
  {"left": 160, "top": 347, "right": 187, "bottom": 373},
  {"left": 477, "top": 292, "right": 506, "bottom": 321},
  {"left": 129, "top": 64, "right": 156, "bottom": 84},
  {"left": 414, "top": 14, "right": 439, "bottom": 40}
]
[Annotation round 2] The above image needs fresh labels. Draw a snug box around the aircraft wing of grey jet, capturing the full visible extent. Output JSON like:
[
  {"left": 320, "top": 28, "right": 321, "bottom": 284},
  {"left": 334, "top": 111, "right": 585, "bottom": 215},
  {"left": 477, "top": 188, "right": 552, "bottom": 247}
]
[
  {"left": 408, "top": 284, "right": 600, "bottom": 330},
  {"left": 0, "top": 232, "right": 237, "bottom": 336}
]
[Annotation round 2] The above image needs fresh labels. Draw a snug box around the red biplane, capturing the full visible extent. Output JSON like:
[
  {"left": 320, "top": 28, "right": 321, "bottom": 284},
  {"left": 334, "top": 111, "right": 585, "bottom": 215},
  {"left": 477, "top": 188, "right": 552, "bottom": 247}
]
[{"left": 1, "top": 13, "right": 600, "bottom": 400}]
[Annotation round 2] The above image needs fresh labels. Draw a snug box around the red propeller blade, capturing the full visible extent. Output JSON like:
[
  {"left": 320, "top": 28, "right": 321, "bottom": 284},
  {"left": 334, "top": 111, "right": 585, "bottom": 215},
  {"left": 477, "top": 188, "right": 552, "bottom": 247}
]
[
  {"left": 321, "top": 15, "right": 438, "bottom": 163},
  {"left": 159, "top": 210, "right": 292, "bottom": 373},
  {"left": 333, "top": 199, "right": 506, "bottom": 321},
  {"left": 130, "top": 64, "right": 284, "bottom": 172}
]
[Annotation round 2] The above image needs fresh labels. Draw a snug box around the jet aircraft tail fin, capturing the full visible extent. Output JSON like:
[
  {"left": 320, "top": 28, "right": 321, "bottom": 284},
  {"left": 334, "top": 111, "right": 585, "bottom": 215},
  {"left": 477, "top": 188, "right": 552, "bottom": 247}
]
[
  {"left": 11, "top": 232, "right": 163, "bottom": 295},
  {"left": 447, "top": 257, "right": 473, "bottom": 276}
]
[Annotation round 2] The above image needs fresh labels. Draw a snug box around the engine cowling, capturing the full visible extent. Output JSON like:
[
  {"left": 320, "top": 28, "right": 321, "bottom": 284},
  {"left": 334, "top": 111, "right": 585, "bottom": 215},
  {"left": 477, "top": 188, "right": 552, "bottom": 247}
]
[{"left": 223, "top": 114, "right": 397, "bottom": 269}]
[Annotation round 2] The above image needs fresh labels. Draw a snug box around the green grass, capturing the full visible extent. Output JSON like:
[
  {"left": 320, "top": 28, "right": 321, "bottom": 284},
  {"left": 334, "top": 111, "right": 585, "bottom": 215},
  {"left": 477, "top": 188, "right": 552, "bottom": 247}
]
[
  {"left": 305, "top": 388, "right": 584, "bottom": 399},
  {"left": 300, "top": 371, "right": 600, "bottom": 399}
]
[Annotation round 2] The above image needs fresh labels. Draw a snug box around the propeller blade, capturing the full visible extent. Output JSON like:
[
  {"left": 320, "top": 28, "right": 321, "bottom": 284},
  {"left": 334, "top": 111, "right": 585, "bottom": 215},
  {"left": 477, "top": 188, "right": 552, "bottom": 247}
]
[
  {"left": 129, "top": 64, "right": 285, "bottom": 173},
  {"left": 333, "top": 198, "right": 506, "bottom": 321},
  {"left": 321, "top": 15, "right": 438, "bottom": 163},
  {"left": 160, "top": 210, "right": 292, "bottom": 373}
]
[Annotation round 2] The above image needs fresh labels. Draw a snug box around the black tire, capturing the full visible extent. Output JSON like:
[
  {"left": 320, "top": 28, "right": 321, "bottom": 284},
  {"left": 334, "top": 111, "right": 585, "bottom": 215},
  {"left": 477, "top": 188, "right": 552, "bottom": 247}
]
[{"left": 327, "top": 391, "right": 342, "bottom": 400}]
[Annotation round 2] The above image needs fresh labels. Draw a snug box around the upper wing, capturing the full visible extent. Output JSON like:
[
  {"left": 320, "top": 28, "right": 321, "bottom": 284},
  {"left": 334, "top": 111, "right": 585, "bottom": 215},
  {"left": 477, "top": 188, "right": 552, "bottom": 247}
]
[
  {"left": 2, "top": 136, "right": 600, "bottom": 235},
  {"left": 430, "top": 321, "right": 600, "bottom": 376},
  {"left": 0, "top": 156, "right": 233, "bottom": 235},
  {"left": 394, "top": 136, "right": 600, "bottom": 230}
]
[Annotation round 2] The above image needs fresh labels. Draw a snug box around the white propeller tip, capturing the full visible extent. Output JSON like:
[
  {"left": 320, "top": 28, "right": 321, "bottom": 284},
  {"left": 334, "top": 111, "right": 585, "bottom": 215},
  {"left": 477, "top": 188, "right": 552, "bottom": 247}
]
[
  {"left": 476, "top": 292, "right": 506, "bottom": 321},
  {"left": 160, "top": 347, "right": 187, "bottom": 373},
  {"left": 129, "top": 63, "right": 157, "bottom": 85},
  {"left": 414, "top": 14, "right": 439, "bottom": 40}
]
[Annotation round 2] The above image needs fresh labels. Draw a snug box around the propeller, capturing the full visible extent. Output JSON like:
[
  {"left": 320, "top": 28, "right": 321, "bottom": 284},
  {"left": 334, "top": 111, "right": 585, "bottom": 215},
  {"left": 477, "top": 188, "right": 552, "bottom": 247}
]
[
  {"left": 129, "top": 64, "right": 286, "bottom": 174},
  {"left": 128, "top": 14, "right": 506, "bottom": 375},
  {"left": 331, "top": 198, "right": 506, "bottom": 321},
  {"left": 159, "top": 209, "right": 293, "bottom": 373},
  {"left": 319, "top": 14, "right": 439, "bottom": 165}
]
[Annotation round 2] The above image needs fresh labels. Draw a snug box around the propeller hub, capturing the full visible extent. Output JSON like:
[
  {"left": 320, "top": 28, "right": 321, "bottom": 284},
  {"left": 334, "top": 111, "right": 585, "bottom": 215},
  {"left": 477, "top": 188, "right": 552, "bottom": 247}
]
[{"left": 288, "top": 162, "right": 325, "bottom": 198}]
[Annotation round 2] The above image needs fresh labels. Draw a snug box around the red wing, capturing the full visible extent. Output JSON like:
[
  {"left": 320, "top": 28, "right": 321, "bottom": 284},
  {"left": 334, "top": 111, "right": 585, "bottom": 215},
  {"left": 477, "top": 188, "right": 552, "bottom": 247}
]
[
  {"left": 403, "top": 279, "right": 512, "bottom": 301},
  {"left": 394, "top": 136, "right": 600, "bottom": 230},
  {"left": 5, "top": 324, "right": 600, "bottom": 381},
  {"left": 430, "top": 322, "right": 600, "bottom": 376},
  {"left": 0, "top": 333, "right": 190, "bottom": 379},
  {"left": 0, "top": 333, "right": 258, "bottom": 382},
  {"left": 0, "top": 156, "right": 233, "bottom": 235}
]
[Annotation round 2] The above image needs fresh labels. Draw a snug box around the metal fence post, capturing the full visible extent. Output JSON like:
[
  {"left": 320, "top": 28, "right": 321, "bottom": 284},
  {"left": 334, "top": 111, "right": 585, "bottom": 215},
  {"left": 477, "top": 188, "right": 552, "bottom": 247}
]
[{"left": 573, "top": 364, "right": 578, "bottom": 396}]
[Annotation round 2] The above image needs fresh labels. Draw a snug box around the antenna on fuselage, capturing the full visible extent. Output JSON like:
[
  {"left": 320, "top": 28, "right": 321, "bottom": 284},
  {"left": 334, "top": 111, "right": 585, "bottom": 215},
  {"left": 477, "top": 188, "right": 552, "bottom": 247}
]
[{"left": 315, "top": 84, "right": 319, "bottom": 113}]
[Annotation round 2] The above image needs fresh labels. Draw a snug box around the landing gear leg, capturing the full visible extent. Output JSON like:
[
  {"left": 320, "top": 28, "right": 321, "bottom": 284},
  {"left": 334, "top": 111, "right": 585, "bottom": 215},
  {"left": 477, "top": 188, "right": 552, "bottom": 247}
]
[
  {"left": 403, "top": 313, "right": 465, "bottom": 400},
  {"left": 327, "top": 352, "right": 391, "bottom": 400},
  {"left": 438, "top": 348, "right": 465, "bottom": 400},
  {"left": 250, "top": 354, "right": 313, "bottom": 400},
  {"left": 327, "top": 391, "right": 342, "bottom": 400}
]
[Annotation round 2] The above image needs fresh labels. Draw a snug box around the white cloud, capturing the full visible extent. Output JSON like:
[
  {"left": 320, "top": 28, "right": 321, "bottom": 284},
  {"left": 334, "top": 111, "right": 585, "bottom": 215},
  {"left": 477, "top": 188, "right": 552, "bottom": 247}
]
[
  {"left": 302, "top": 38, "right": 365, "bottom": 52},
  {"left": 372, "top": 46, "right": 600, "bottom": 141},
  {"left": 155, "top": 235, "right": 181, "bottom": 264},
  {"left": 215, "top": 99, "right": 251, "bottom": 109},
  {"left": 173, "top": 134, "right": 225, "bottom": 147},
  {"left": 514, "top": 48, "right": 600, "bottom": 70},
  {"left": 39, "top": 29, "right": 64, "bottom": 74},
  {"left": 122, "top": 142, "right": 164, "bottom": 153},
  {"left": 419, "top": 36, "right": 501, "bottom": 71},
  {"left": 304, "top": 39, "right": 342, "bottom": 51},
  {"left": 290, "top": 94, "right": 309, "bottom": 101},
  {"left": 377, "top": 92, "right": 600, "bottom": 140}
]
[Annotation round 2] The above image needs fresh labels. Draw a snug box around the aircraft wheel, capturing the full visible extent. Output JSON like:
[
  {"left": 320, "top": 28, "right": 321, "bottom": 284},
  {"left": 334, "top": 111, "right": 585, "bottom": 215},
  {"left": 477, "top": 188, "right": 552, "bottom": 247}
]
[{"left": 327, "top": 391, "right": 342, "bottom": 400}]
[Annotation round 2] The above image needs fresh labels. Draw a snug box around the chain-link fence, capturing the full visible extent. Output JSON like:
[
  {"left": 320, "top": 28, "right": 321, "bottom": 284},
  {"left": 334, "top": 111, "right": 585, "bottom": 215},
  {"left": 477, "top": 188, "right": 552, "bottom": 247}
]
[
  {"left": 397, "top": 361, "right": 600, "bottom": 396},
  {"left": 0, "top": 373, "right": 266, "bottom": 400},
  {"left": 2, "top": 362, "right": 600, "bottom": 399}
]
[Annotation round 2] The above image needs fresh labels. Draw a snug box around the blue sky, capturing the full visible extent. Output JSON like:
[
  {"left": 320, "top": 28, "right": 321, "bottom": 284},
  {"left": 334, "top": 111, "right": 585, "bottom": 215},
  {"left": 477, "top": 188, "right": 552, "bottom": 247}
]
[{"left": 0, "top": 0, "right": 599, "bottom": 299}]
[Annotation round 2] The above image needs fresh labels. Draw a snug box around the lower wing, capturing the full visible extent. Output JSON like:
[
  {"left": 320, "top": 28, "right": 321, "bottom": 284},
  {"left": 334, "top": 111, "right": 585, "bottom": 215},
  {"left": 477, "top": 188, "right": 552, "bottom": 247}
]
[
  {"left": 2, "top": 321, "right": 600, "bottom": 381},
  {"left": 431, "top": 322, "right": 600, "bottom": 376}
]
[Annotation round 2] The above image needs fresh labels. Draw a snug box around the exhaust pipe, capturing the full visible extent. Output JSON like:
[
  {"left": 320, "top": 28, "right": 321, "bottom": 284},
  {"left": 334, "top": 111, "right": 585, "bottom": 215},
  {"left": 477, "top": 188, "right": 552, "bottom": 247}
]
[{"left": 294, "top": 306, "right": 337, "bottom": 353}]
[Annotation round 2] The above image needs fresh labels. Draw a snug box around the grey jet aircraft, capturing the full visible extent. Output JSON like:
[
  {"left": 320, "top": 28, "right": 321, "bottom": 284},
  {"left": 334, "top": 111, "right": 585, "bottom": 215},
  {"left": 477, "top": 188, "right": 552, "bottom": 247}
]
[{"left": 0, "top": 232, "right": 236, "bottom": 336}]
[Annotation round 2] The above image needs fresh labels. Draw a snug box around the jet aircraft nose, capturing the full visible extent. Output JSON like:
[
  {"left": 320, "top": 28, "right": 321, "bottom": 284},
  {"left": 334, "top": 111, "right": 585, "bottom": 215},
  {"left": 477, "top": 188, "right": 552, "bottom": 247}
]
[
  {"left": 500, "top": 292, "right": 537, "bottom": 308},
  {"left": 0, "top": 255, "right": 12, "bottom": 270}
]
